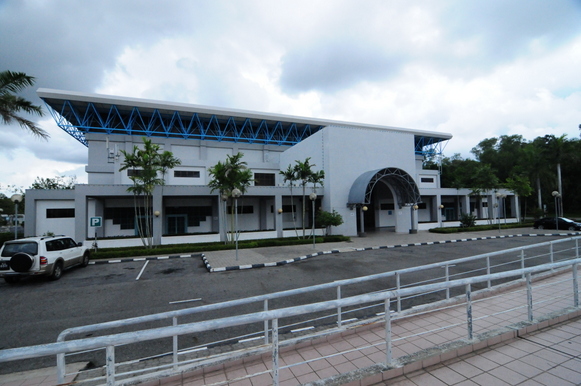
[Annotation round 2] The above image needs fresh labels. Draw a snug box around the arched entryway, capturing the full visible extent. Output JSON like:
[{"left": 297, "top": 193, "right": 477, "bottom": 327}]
[{"left": 348, "top": 167, "right": 421, "bottom": 233}]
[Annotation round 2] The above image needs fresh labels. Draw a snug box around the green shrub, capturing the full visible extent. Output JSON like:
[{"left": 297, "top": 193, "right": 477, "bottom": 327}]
[
  {"left": 459, "top": 213, "right": 477, "bottom": 228},
  {"left": 429, "top": 222, "right": 535, "bottom": 234},
  {"left": 91, "top": 235, "right": 350, "bottom": 260}
]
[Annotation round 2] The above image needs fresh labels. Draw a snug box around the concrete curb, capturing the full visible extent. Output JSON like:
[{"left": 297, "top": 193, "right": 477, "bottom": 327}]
[
  {"left": 202, "top": 232, "right": 579, "bottom": 272},
  {"left": 89, "top": 253, "right": 204, "bottom": 265}
]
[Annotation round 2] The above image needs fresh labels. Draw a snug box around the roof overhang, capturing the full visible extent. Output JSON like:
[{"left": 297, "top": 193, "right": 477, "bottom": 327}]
[{"left": 37, "top": 88, "right": 453, "bottom": 149}]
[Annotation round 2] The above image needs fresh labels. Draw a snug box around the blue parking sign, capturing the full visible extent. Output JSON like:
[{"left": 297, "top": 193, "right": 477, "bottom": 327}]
[{"left": 90, "top": 217, "right": 102, "bottom": 227}]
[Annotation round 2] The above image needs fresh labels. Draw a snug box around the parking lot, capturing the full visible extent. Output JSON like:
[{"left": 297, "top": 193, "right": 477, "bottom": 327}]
[{"left": 0, "top": 233, "right": 572, "bottom": 374}]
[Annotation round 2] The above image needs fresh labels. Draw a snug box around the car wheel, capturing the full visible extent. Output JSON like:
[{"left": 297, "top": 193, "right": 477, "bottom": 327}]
[
  {"left": 10, "top": 253, "right": 34, "bottom": 273},
  {"left": 4, "top": 276, "right": 20, "bottom": 284},
  {"left": 50, "top": 261, "right": 63, "bottom": 281},
  {"left": 537, "top": 225, "right": 544, "bottom": 230},
  {"left": 81, "top": 252, "right": 90, "bottom": 267},
  {"left": 568, "top": 226, "right": 575, "bottom": 231}
]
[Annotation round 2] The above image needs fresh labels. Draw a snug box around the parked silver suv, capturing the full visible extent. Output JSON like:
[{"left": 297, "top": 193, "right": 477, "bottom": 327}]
[{"left": 0, "top": 235, "right": 90, "bottom": 283}]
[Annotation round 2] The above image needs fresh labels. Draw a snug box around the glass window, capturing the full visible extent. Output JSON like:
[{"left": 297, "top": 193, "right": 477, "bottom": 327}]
[
  {"left": 174, "top": 170, "right": 200, "bottom": 178},
  {"left": 47, "top": 208, "right": 75, "bottom": 218},
  {"left": 254, "top": 173, "right": 275, "bottom": 186}
]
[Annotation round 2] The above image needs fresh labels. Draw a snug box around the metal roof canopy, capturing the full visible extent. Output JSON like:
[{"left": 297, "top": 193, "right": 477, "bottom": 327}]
[
  {"left": 348, "top": 167, "right": 422, "bottom": 208},
  {"left": 37, "top": 89, "right": 452, "bottom": 152}
]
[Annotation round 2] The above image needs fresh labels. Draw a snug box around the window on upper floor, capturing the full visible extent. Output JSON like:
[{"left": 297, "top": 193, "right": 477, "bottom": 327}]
[
  {"left": 174, "top": 170, "right": 200, "bottom": 178},
  {"left": 254, "top": 173, "right": 275, "bottom": 186}
]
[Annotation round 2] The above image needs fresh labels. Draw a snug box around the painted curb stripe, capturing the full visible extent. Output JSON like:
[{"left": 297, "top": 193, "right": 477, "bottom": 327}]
[{"left": 201, "top": 232, "right": 579, "bottom": 273}]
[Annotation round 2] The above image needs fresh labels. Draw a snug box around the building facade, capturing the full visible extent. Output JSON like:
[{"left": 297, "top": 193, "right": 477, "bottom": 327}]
[{"left": 24, "top": 89, "right": 517, "bottom": 247}]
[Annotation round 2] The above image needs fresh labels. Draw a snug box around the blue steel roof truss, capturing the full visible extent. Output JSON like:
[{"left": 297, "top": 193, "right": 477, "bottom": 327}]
[
  {"left": 414, "top": 135, "right": 448, "bottom": 157},
  {"left": 42, "top": 98, "right": 331, "bottom": 147}
]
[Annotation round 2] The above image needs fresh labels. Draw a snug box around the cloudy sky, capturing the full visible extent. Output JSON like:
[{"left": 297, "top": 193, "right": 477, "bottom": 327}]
[{"left": 1, "top": 0, "right": 580, "bottom": 195}]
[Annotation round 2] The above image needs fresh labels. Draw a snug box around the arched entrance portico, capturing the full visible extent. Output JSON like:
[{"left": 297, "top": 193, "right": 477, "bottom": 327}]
[{"left": 348, "top": 168, "right": 421, "bottom": 233}]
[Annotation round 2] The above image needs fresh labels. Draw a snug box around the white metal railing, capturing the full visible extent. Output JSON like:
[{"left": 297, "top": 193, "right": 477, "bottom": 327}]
[
  {"left": 49, "top": 236, "right": 581, "bottom": 381},
  {"left": 0, "top": 237, "right": 579, "bottom": 385},
  {"left": 0, "top": 258, "right": 579, "bottom": 385}
]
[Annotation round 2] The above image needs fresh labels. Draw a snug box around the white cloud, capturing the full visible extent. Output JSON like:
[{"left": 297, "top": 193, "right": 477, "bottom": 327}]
[{"left": 1, "top": 0, "right": 581, "bottom": 193}]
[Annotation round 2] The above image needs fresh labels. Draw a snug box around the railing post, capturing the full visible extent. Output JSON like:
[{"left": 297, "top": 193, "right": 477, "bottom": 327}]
[
  {"left": 106, "top": 345, "right": 115, "bottom": 386},
  {"left": 573, "top": 262, "right": 579, "bottom": 308},
  {"left": 172, "top": 317, "right": 178, "bottom": 370},
  {"left": 486, "top": 255, "right": 491, "bottom": 289},
  {"left": 271, "top": 318, "right": 279, "bottom": 386},
  {"left": 396, "top": 272, "right": 401, "bottom": 312},
  {"left": 445, "top": 264, "right": 450, "bottom": 299},
  {"left": 526, "top": 273, "right": 534, "bottom": 322},
  {"left": 57, "top": 352, "right": 65, "bottom": 384},
  {"left": 466, "top": 284, "right": 473, "bottom": 340},
  {"left": 337, "top": 286, "right": 342, "bottom": 327},
  {"left": 264, "top": 299, "right": 269, "bottom": 344},
  {"left": 384, "top": 297, "right": 393, "bottom": 366},
  {"left": 521, "top": 250, "right": 526, "bottom": 279}
]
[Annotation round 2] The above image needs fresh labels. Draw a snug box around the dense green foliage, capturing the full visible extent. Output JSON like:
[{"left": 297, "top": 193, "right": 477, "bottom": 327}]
[
  {"left": 31, "top": 175, "right": 77, "bottom": 189},
  {"left": 119, "top": 138, "right": 181, "bottom": 248},
  {"left": 316, "top": 210, "right": 344, "bottom": 231},
  {"left": 208, "top": 152, "right": 254, "bottom": 243},
  {"left": 429, "top": 222, "right": 535, "bottom": 234},
  {"left": 279, "top": 157, "right": 325, "bottom": 238},
  {"left": 426, "top": 134, "right": 581, "bottom": 218},
  {"left": 0, "top": 70, "right": 46, "bottom": 138}
]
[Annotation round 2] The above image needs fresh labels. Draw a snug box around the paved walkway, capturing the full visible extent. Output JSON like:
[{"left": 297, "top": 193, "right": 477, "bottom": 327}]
[
  {"left": 147, "top": 261, "right": 581, "bottom": 386},
  {"left": 2, "top": 228, "right": 581, "bottom": 386}
]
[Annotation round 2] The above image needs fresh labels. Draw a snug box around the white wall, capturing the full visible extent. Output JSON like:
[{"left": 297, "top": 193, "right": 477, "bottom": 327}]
[
  {"left": 280, "top": 125, "right": 419, "bottom": 235},
  {"left": 35, "top": 200, "right": 76, "bottom": 237}
]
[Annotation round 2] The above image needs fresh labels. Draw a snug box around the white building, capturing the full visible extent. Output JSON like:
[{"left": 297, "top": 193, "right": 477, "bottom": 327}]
[{"left": 24, "top": 89, "right": 517, "bottom": 247}]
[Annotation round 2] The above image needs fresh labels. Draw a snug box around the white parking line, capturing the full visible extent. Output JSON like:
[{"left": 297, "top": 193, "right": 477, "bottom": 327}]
[{"left": 135, "top": 260, "right": 149, "bottom": 281}]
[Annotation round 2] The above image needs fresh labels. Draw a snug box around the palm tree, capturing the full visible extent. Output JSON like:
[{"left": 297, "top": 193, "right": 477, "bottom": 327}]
[
  {"left": 208, "top": 152, "right": 253, "bottom": 243},
  {"left": 119, "top": 138, "right": 181, "bottom": 248},
  {"left": 0, "top": 70, "right": 47, "bottom": 139},
  {"left": 294, "top": 157, "right": 316, "bottom": 238},
  {"left": 279, "top": 165, "right": 299, "bottom": 237}
]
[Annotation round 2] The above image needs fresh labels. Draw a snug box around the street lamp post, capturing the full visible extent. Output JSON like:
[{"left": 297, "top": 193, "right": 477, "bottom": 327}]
[
  {"left": 232, "top": 188, "right": 242, "bottom": 261},
  {"left": 439, "top": 204, "right": 444, "bottom": 228},
  {"left": 309, "top": 192, "right": 317, "bottom": 248},
  {"left": 552, "top": 191, "right": 561, "bottom": 231},
  {"left": 10, "top": 194, "right": 23, "bottom": 240}
]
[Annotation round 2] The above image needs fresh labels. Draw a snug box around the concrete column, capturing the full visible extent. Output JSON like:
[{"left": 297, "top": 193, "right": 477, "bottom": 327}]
[{"left": 75, "top": 189, "right": 88, "bottom": 242}]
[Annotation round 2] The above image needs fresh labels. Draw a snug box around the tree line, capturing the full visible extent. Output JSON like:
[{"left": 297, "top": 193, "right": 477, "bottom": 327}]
[{"left": 426, "top": 134, "right": 581, "bottom": 219}]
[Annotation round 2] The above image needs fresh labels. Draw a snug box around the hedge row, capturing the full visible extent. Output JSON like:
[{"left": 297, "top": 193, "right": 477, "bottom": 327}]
[
  {"left": 90, "top": 235, "right": 350, "bottom": 260},
  {"left": 429, "top": 222, "right": 535, "bottom": 234}
]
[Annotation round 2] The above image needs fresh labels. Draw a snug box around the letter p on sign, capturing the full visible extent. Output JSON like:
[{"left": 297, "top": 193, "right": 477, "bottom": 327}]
[{"left": 90, "top": 216, "right": 102, "bottom": 227}]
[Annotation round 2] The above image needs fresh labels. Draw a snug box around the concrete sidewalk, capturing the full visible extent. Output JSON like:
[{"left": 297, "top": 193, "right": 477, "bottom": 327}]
[{"left": 202, "top": 228, "right": 579, "bottom": 271}]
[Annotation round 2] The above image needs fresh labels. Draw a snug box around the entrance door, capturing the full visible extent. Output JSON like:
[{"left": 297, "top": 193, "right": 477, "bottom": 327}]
[{"left": 167, "top": 215, "right": 187, "bottom": 235}]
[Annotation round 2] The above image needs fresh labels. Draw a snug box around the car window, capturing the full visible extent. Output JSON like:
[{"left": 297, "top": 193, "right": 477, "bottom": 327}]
[
  {"left": 62, "top": 238, "right": 78, "bottom": 249},
  {"left": 1, "top": 242, "right": 38, "bottom": 257},
  {"left": 45, "top": 240, "right": 59, "bottom": 251}
]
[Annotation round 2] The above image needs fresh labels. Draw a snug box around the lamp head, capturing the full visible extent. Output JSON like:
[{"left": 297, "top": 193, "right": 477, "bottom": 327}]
[{"left": 10, "top": 194, "right": 23, "bottom": 204}]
